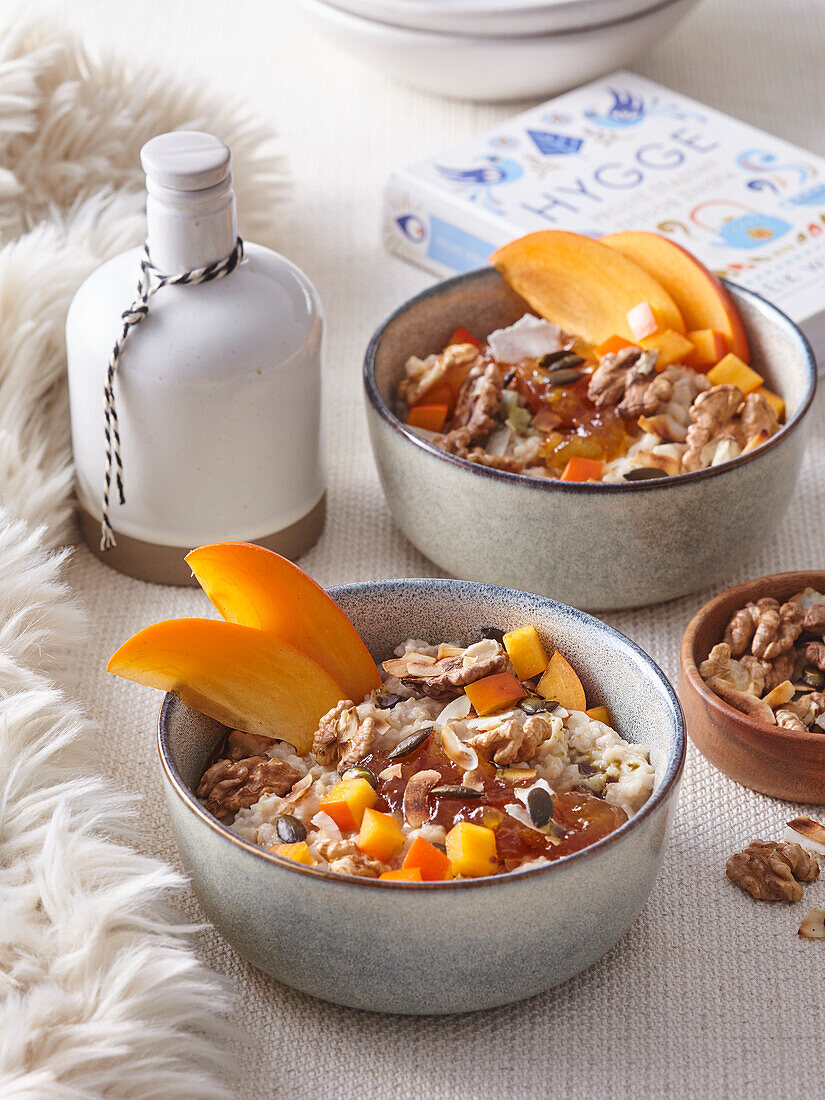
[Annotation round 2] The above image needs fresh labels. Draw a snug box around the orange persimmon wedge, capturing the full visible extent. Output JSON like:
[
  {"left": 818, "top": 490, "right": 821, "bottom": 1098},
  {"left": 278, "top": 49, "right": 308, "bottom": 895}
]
[
  {"left": 107, "top": 618, "right": 343, "bottom": 754},
  {"left": 185, "top": 543, "right": 380, "bottom": 703},
  {"left": 537, "top": 651, "right": 587, "bottom": 712},
  {"left": 601, "top": 231, "right": 749, "bottom": 362},
  {"left": 448, "top": 325, "right": 480, "bottom": 348},
  {"left": 490, "top": 231, "right": 684, "bottom": 346},
  {"left": 380, "top": 868, "right": 423, "bottom": 882}
]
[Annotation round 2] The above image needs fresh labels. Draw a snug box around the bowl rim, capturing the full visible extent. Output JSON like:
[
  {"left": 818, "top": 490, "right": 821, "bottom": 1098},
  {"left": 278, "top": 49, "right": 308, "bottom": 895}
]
[
  {"left": 157, "top": 577, "right": 686, "bottom": 890},
  {"left": 308, "top": 0, "right": 691, "bottom": 40},
  {"left": 363, "top": 267, "right": 817, "bottom": 494},
  {"left": 680, "top": 569, "right": 825, "bottom": 745}
]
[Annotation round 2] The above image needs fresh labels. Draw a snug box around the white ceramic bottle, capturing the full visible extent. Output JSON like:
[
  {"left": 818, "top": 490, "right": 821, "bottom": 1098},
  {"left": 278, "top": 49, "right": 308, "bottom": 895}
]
[{"left": 67, "top": 131, "right": 325, "bottom": 585}]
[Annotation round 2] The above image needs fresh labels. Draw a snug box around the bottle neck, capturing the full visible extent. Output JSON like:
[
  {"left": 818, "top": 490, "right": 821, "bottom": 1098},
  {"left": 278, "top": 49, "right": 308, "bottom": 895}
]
[{"left": 145, "top": 174, "right": 237, "bottom": 273}]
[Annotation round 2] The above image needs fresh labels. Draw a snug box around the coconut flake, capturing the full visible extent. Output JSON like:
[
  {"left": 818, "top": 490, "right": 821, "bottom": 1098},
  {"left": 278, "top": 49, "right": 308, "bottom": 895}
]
[
  {"left": 486, "top": 426, "right": 514, "bottom": 457},
  {"left": 441, "top": 724, "right": 479, "bottom": 771},
  {"left": 799, "top": 909, "right": 825, "bottom": 940},
  {"left": 408, "top": 425, "right": 441, "bottom": 443},
  {"left": 435, "top": 694, "right": 472, "bottom": 729},
  {"left": 310, "top": 811, "right": 342, "bottom": 841},
  {"left": 514, "top": 777, "right": 555, "bottom": 810},
  {"left": 378, "top": 763, "right": 403, "bottom": 781},
  {"left": 785, "top": 816, "right": 825, "bottom": 857},
  {"left": 487, "top": 314, "right": 564, "bottom": 364},
  {"left": 285, "top": 773, "right": 313, "bottom": 803},
  {"left": 790, "top": 587, "right": 825, "bottom": 611}
]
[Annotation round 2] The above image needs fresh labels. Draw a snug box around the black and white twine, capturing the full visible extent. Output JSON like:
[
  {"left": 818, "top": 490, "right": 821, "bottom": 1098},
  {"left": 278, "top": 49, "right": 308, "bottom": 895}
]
[{"left": 101, "top": 237, "right": 244, "bottom": 550}]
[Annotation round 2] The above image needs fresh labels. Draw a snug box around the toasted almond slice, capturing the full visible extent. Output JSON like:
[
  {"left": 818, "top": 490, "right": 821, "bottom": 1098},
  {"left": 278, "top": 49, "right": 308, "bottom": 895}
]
[
  {"left": 285, "top": 773, "right": 314, "bottom": 803},
  {"left": 799, "top": 908, "right": 825, "bottom": 940},
  {"left": 785, "top": 816, "right": 825, "bottom": 857},
  {"left": 378, "top": 763, "right": 403, "bottom": 782},
  {"left": 763, "top": 680, "right": 796, "bottom": 708}
]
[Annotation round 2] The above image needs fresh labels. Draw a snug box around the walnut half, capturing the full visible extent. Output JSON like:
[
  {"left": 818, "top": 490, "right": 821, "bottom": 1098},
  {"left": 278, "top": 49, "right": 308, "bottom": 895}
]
[{"left": 726, "top": 839, "right": 820, "bottom": 901}]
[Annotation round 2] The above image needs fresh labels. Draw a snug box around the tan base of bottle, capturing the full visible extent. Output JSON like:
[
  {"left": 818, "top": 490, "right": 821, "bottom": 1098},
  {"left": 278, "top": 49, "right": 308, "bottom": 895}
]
[{"left": 78, "top": 495, "right": 326, "bottom": 586}]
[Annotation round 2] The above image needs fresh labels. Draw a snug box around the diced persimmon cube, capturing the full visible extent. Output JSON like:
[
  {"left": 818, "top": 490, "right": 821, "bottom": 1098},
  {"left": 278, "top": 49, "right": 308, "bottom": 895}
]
[
  {"left": 585, "top": 705, "right": 612, "bottom": 726},
  {"left": 706, "top": 353, "right": 764, "bottom": 395},
  {"left": 319, "top": 777, "right": 377, "bottom": 832},
  {"left": 407, "top": 404, "right": 448, "bottom": 433},
  {"left": 626, "top": 301, "right": 661, "bottom": 341},
  {"left": 410, "top": 382, "right": 453, "bottom": 408},
  {"left": 464, "top": 671, "right": 526, "bottom": 716},
  {"left": 641, "top": 329, "right": 695, "bottom": 370},
  {"left": 685, "top": 329, "right": 728, "bottom": 370},
  {"left": 593, "top": 335, "right": 637, "bottom": 357},
  {"left": 272, "top": 841, "right": 315, "bottom": 866},
  {"left": 402, "top": 836, "right": 452, "bottom": 881},
  {"left": 560, "top": 457, "right": 603, "bottom": 482},
  {"left": 537, "top": 651, "right": 587, "bottom": 712},
  {"left": 446, "top": 822, "right": 498, "bottom": 878},
  {"left": 380, "top": 868, "right": 423, "bottom": 882},
  {"left": 448, "top": 325, "right": 480, "bottom": 348},
  {"left": 357, "top": 808, "right": 405, "bottom": 862},
  {"left": 758, "top": 386, "right": 785, "bottom": 421},
  {"left": 503, "top": 625, "right": 549, "bottom": 680}
]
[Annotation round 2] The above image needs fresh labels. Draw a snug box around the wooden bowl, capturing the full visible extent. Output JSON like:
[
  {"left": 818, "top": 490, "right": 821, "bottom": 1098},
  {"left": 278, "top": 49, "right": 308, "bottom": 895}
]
[{"left": 680, "top": 570, "right": 825, "bottom": 803}]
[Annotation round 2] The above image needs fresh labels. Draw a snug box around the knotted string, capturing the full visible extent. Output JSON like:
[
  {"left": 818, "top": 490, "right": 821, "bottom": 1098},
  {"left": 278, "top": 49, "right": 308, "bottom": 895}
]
[{"left": 101, "top": 237, "right": 244, "bottom": 550}]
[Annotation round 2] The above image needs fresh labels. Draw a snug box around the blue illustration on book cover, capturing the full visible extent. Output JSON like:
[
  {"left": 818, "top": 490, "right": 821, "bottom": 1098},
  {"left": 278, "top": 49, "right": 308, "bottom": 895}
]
[{"left": 384, "top": 70, "right": 825, "bottom": 353}]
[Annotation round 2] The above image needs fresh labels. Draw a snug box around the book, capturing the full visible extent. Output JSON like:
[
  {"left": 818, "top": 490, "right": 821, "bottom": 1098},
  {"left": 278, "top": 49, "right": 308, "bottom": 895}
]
[{"left": 384, "top": 71, "right": 825, "bottom": 370}]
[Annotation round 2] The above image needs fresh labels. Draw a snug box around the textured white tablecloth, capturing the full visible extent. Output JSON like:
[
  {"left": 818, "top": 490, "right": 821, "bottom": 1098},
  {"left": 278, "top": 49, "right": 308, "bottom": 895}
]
[{"left": 28, "top": 0, "right": 825, "bottom": 1095}]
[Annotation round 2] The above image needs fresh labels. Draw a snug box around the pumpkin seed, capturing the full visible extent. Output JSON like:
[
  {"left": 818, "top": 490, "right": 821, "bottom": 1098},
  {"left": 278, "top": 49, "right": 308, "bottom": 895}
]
[
  {"left": 542, "top": 367, "right": 584, "bottom": 387},
  {"left": 376, "top": 692, "right": 403, "bottom": 710},
  {"left": 478, "top": 626, "right": 505, "bottom": 643},
  {"left": 519, "top": 695, "right": 558, "bottom": 715},
  {"left": 276, "top": 814, "right": 307, "bottom": 844},
  {"left": 527, "top": 787, "right": 554, "bottom": 828},
  {"left": 341, "top": 766, "right": 379, "bottom": 790},
  {"left": 430, "top": 785, "right": 483, "bottom": 799},
  {"left": 623, "top": 467, "right": 668, "bottom": 481},
  {"left": 502, "top": 368, "right": 516, "bottom": 387},
  {"left": 387, "top": 726, "right": 433, "bottom": 760},
  {"left": 538, "top": 350, "right": 579, "bottom": 369},
  {"left": 803, "top": 666, "right": 825, "bottom": 689}
]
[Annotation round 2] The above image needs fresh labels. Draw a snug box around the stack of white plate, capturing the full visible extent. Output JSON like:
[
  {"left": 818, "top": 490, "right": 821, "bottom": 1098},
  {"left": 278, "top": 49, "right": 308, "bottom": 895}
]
[{"left": 291, "top": 0, "right": 700, "bottom": 101}]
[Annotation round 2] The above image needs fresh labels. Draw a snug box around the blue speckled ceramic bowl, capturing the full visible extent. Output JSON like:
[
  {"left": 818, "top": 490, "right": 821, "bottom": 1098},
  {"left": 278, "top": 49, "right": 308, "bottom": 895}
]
[
  {"left": 158, "top": 578, "right": 685, "bottom": 1014},
  {"left": 364, "top": 269, "right": 817, "bottom": 611}
]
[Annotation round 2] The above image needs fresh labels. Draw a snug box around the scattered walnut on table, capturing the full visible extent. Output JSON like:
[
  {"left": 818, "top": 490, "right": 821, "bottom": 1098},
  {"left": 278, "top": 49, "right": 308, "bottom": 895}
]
[{"left": 726, "top": 839, "right": 820, "bottom": 901}]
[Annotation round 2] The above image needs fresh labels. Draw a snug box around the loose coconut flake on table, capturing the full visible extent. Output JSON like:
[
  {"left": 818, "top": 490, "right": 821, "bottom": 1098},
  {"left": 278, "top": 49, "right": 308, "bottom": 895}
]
[
  {"left": 798, "top": 909, "right": 825, "bottom": 940},
  {"left": 784, "top": 816, "right": 825, "bottom": 857}
]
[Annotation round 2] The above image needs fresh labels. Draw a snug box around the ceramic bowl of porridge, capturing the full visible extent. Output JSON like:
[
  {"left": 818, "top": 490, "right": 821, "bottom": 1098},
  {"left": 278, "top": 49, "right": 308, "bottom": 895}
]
[
  {"left": 364, "top": 239, "right": 816, "bottom": 610},
  {"left": 154, "top": 574, "right": 684, "bottom": 1014}
]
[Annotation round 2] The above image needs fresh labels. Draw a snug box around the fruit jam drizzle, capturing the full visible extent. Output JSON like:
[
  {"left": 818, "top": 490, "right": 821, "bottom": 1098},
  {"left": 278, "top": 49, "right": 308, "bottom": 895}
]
[{"left": 361, "top": 732, "right": 627, "bottom": 872}]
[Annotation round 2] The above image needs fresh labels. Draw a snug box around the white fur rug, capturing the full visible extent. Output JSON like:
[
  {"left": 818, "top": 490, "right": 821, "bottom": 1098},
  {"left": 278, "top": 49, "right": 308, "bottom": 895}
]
[{"left": 0, "top": 23, "right": 284, "bottom": 1099}]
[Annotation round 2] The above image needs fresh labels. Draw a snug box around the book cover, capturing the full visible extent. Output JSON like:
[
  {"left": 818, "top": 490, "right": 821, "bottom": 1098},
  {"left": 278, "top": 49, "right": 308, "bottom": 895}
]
[{"left": 384, "top": 71, "right": 825, "bottom": 360}]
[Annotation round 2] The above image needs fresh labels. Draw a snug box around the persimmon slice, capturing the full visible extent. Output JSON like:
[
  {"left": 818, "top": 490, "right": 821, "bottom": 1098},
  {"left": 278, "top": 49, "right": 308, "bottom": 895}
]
[
  {"left": 490, "top": 230, "right": 684, "bottom": 346},
  {"left": 185, "top": 542, "right": 380, "bottom": 703},
  {"left": 108, "top": 618, "right": 343, "bottom": 754}
]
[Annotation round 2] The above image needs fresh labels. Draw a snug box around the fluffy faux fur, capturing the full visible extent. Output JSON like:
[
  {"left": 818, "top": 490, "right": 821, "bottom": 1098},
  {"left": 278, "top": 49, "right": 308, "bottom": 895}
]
[{"left": 0, "top": 21, "right": 286, "bottom": 1099}]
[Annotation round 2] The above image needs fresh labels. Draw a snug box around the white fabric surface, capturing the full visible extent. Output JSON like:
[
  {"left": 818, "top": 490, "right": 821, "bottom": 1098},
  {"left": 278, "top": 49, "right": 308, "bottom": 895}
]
[{"left": 26, "top": 0, "right": 825, "bottom": 1095}]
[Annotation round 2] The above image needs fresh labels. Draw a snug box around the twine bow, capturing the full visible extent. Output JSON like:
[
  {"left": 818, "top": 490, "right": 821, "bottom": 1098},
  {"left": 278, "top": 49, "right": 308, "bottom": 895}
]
[{"left": 101, "top": 237, "right": 245, "bottom": 550}]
